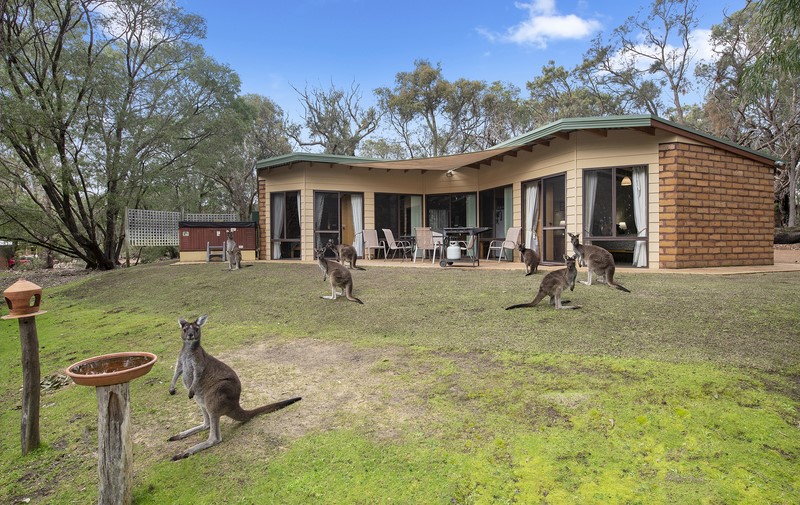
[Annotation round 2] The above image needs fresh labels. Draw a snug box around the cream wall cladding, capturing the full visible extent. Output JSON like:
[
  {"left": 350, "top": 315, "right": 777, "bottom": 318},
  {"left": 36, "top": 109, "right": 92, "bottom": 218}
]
[{"left": 256, "top": 116, "right": 777, "bottom": 268}]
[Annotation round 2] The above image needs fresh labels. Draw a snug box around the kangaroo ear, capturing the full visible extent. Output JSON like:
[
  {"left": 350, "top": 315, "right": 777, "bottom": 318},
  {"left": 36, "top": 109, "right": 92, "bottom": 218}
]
[
  {"left": 178, "top": 318, "right": 188, "bottom": 328},
  {"left": 563, "top": 254, "right": 569, "bottom": 261},
  {"left": 196, "top": 314, "right": 208, "bottom": 326}
]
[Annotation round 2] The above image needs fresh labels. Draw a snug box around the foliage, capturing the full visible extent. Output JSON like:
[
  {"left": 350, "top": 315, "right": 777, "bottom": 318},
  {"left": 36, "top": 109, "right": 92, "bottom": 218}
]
[
  {"left": 0, "top": 0, "right": 239, "bottom": 269},
  {"left": 0, "top": 263, "right": 798, "bottom": 503},
  {"left": 289, "top": 82, "right": 380, "bottom": 156}
]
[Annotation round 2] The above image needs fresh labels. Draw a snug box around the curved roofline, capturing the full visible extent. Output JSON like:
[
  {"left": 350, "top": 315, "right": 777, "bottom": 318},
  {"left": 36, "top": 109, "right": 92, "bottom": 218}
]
[{"left": 256, "top": 114, "right": 780, "bottom": 172}]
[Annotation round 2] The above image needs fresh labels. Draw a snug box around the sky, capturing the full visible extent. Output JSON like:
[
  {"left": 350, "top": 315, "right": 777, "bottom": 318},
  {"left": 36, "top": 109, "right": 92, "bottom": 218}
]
[{"left": 175, "top": 0, "right": 748, "bottom": 122}]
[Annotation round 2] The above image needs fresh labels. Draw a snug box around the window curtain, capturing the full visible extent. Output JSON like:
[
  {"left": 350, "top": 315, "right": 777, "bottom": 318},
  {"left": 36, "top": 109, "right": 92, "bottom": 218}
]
[
  {"left": 525, "top": 183, "right": 540, "bottom": 253},
  {"left": 584, "top": 171, "right": 598, "bottom": 236},
  {"left": 314, "top": 192, "right": 325, "bottom": 249},
  {"left": 351, "top": 194, "right": 364, "bottom": 256},
  {"left": 271, "top": 193, "right": 285, "bottom": 259},
  {"left": 466, "top": 193, "right": 477, "bottom": 227},
  {"left": 632, "top": 167, "right": 648, "bottom": 267}
]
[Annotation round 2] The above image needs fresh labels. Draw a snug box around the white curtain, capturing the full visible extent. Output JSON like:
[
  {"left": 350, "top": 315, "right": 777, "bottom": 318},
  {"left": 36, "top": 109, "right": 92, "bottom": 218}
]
[
  {"left": 584, "top": 171, "right": 598, "bottom": 235},
  {"left": 632, "top": 167, "right": 648, "bottom": 267},
  {"left": 271, "top": 193, "right": 285, "bottom": 259},
  {"left": 525, "top": 183, "right": 540, "bottom": 253},
  {"left": 351, "top": 194, "right": 364, "bottom": 256},
  {"left": 314, "top": 192, "right": 325, "bottom": 248}
]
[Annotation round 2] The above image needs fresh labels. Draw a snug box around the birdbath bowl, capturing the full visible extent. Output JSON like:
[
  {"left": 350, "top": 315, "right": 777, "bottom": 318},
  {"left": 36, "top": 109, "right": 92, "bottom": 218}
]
[{"left": 66, "top": 352, "right": 157, "bottom": 387}]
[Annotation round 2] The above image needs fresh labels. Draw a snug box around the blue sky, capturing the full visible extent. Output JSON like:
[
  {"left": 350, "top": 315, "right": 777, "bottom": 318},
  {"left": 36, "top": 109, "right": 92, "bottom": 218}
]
[{"left": 177, "top": 0, "right": 747, "bottom": 121}]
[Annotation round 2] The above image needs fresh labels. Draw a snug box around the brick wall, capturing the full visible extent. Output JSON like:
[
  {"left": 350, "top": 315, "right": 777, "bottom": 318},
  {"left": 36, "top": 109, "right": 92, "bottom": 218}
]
[
  {"left": 258, "top": 178, "right": 268, "bottom": 260},
  {"left": 659, "top": 142, "right": 774, "bottom": 268}
]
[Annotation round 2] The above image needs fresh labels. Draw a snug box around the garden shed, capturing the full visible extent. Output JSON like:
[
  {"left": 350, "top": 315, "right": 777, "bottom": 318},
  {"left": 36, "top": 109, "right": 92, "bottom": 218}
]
[
  {"left": 178, "top": 221, "right": 258, "bottom": 263},
  {"left": 255, "top": 114, "right": 779, "bottom": 269}
]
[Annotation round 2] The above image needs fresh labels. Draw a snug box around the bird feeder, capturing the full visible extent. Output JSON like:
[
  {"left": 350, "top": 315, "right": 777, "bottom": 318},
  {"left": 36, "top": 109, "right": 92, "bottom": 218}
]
[
  {"left": 2, "top": 279, "right": 48, "bottom": 455},
  {"left": 66, "top": 352, "right": 157, "bottom": 505}
]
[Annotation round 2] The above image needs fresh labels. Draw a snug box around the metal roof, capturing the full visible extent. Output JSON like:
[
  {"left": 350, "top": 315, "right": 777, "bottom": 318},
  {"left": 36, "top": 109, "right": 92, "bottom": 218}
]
[{"left": 255, "top": 115, "right": 779, "bottom": 172}]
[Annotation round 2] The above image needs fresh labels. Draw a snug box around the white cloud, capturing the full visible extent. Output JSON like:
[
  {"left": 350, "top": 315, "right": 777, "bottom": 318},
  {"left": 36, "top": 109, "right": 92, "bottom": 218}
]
[{"left": 483, "top": 1, "right": 602, "bottom": 48}]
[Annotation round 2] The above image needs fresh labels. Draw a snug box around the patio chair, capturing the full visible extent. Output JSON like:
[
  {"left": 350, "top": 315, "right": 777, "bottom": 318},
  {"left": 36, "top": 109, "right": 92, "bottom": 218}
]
[
  {"left": 459, "top": 233, "right": 477, "bottom": 261},
  {"left": 413, "top": 227, "right": 441, "bottom": 264},
  {"left": 362, "top": 229, "right": 384, "bottom": 260},
  {"left": 486, "top": 226, "right": 521, "bottom": 261},
  {"left": 382, "top": 229, "right": 413, "bottom": 260}
]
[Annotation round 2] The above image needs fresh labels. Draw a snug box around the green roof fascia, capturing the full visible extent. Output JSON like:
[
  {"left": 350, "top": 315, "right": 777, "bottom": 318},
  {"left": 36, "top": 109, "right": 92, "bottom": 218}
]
[
  {"left": 255, "top": 152, "right": 381, "bottom": 171},
  {"left": 494, "top": 114, "right": 780, "bottom": 164}
]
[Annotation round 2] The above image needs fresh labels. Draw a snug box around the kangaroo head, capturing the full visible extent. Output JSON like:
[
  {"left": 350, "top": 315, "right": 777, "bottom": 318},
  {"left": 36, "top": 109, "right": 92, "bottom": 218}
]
[
  {"left": 226, "top": 230, "right": 234, "bottom": 240},
  {"left": 518, "top": 243, "right": 526, "bottom": 253},
  {"left": 315, "top": 247, "right": 327, "bottom": 260},
  {"left": 563, "top": 254, "right": 577, "bottom": 269},
  {"left": 567, "top": 233, "right": 581, "bottom": 246},
  {"left": 178, "top": 315, "right": 207, "bottom": 344}
]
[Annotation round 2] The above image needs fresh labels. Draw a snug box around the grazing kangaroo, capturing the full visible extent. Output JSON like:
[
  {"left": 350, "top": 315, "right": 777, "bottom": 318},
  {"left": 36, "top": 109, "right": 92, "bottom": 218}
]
[
  {"left": 316, "top": 248, "right": 364, "bottom": 304},
  {"left": 325, "top": 239, "right": 365, "bottom": 271},
  {"left": 506, "top": 255, "right": 581, "bottom": 310},
  {"left": 518, "top": 243, "right": 539, "bottom": 276},
  {"left": 225, "top": 230, "right": 242, "bottom": 270},
  {"left": 168, "top": 315, "right": 301, "bottom": 460},
  {"left": 568, "top": 233, "right": 630, "bottom": 293}
]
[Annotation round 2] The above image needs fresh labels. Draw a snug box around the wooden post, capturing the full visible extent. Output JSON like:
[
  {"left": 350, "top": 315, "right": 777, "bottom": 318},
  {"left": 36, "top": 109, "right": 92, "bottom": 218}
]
[
  {"left": 96, "top": 383, "right": 132, "bottom": 505},
  {"left": 18, "top": 316, "right": 40, "bottom": 455}
]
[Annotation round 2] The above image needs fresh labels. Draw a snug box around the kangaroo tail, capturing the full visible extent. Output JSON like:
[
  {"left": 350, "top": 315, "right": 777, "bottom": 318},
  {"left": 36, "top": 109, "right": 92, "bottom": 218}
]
[
  {"left": 232, "top": 397, "right": 302, "bottom": 422},
  {"left": 505, "top": 291, "right": 545, "bottom": 310},
  {"left": 345, "top": 284, "right": 364, "bottom": 304},
  {"left": 606, "top": 269, "right": 631, "bottom": 293}
]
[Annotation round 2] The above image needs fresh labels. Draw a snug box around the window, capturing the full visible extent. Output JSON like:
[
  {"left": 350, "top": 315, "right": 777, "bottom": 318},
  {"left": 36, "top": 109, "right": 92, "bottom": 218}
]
[
  {"left": 425, "top": 193, "right": 477, "bottom": 229},
  {"left": 270, "top": 191, "right": 301, "bottom": 259},
  {"left": 375, "top": 193, "right": 422, "bottom": 241},
  {"left": 583, "top": 166, "right": 648, "bottom": 267},
  {"left": 313, "top": 191, "right": 365, "bottom": 257}
]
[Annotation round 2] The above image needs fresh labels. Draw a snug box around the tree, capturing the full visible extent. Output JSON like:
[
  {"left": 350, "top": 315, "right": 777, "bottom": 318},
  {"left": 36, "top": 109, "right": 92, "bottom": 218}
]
[
  {"left": 290, "top": 81, "right": 380, "bottom": 156},
  {"left": 376, "top": 60, "right": 496, "bottom": 158},
  {"left": 189, "top": 94, "right": 292, "bottom": 219},
  {"left": 700, "top": 3, "right": 800, "bottom": 226},
  {"left": 0, "top": 0, "right": 238, "bottom": 269},
  {"left": 524, "top": 61, "right": 623, "bottom": 125},
  {"left": 583, "top": 0, "right": 700, "bottom": 122}
]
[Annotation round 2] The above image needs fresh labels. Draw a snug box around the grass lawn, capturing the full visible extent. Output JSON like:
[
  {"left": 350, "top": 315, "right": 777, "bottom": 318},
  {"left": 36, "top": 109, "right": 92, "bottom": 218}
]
[{"left": 1, "top": 261, "right": 798, "bottom": 504}]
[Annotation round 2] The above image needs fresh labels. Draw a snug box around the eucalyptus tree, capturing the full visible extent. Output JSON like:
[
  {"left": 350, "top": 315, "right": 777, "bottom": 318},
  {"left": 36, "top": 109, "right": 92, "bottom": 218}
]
[
  {"left": 0, "top": 0, "right": 238, "bottom": 269},
  {"left": 290, "top": 81, "right": 380, "bottom": 156},
  {"left": 582, "top": 0, "right": 700, "bottom": 122},
  {"left": 188, "top": 94, "right": 292, "bottom": 219},
  {"left": 700, "top": 3, "right": 800, "bottom": 226}
]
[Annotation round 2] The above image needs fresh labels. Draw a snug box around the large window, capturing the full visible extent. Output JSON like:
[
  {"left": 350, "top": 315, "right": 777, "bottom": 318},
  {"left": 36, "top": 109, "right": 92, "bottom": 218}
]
[
  {"left": 583, "top": 166, "right": 648, "bottom": 267},
  {"left": 375, "top": 193, "right": 421, "bottom": 241},
  {"left": 270, "top": 191, "right": 301, "bottom": 259},
  {"left": 425, "top": 193, "right": 477, "bottom": 230}
]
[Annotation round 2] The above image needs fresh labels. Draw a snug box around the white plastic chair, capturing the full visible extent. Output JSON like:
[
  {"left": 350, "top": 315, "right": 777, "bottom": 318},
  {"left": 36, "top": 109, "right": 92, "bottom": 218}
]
[
  {"left": 362, "top": 229, "right": 384, "bottom": 259},
  {"left": 413, "top": 227, "right": 441, "bottom": 264}
]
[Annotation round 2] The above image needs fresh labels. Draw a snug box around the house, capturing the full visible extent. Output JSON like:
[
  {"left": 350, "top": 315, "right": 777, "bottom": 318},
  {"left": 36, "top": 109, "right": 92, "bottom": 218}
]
[{"left": 255, "top": 115, "right": 778, "bottom": 269}]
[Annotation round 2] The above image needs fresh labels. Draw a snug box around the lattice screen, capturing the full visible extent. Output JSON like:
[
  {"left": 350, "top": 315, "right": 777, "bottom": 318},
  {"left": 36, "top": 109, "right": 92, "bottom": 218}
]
[
  {"left": 126, "top": 209, "right": 181, "bottom": 246},
  {"left": 183, "top": 213, "right": 237, "bottom": 222}
]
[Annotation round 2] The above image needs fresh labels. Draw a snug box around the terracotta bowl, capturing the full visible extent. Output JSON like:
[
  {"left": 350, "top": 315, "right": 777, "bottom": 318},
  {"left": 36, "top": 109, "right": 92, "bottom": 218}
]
[{"left": 66, "top": 352, "right": 158, "bottom": 387}]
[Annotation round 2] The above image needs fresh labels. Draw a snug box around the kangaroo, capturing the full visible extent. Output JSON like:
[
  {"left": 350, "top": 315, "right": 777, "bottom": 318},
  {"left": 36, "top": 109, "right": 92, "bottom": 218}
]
[
  {"left": 506, "top": 255, "right": 580, "bottom": 310},
  {"left": 568, "top": 232, "right": 630, "bottom": 293},
  {"left": 168, "top": 315, "right": 301, "bottom": 460},
  {"left": 518, "top": 242, "right": 539, "bottom": 276},
  {"left": 325, "top": 239, "right": 365, "bottom": 271},
  {"left": 225, "top": 230, "right": 242, "bottom": 270},
  {"left": 316, "top": 247, "right": 364, "bottom": 304}
]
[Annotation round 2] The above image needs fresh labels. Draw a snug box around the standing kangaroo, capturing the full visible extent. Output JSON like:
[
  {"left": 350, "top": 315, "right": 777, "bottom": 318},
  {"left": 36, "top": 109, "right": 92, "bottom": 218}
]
[
  {"left": 518, "top": 243, "right": 539, "bottom": 276},
  {"left": 568, "top": 232, "right": 630, "bottom": 293},
  {"left": 168, "top": 315, "right": 301, "bottom": 460},
  {"left": 225, "top": 230, "right": 242, "bottom": 270},
  {"left": 316, "top": 248, "right": 364, "bottom": 304},
  {"left": 325, "top": 239, "right": 365, "bottom": 271},
  {"left": 506, "top": 255, "right": 581, "bottom": 310}
]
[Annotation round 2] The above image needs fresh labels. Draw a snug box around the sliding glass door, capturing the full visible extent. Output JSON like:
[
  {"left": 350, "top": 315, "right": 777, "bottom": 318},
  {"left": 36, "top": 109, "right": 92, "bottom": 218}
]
[{"left": 313, "top": 191, "right": 364, "bottom": 257}]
